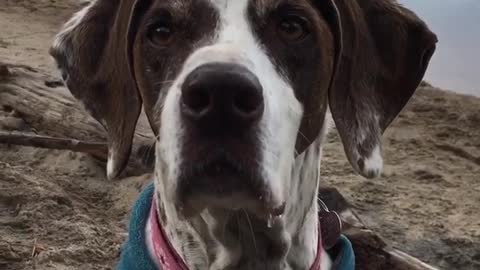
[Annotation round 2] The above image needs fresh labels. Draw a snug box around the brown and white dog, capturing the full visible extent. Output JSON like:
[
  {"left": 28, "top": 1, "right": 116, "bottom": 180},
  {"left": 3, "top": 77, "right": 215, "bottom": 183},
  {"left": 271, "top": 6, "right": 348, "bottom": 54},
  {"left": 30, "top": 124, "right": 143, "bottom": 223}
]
[{"left": 50, "top": 0, "right": 437, "bottom": 269}]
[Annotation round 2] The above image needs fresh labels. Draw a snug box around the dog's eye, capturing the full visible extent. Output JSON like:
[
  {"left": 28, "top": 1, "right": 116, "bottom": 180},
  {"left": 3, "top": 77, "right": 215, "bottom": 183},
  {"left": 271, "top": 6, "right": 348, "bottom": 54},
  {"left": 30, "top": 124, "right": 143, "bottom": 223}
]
[
  {"left": 277, "top": 16, "right": 309, "bottom": 42},
  {"left": 148, "top": 22, "right": 174, "bottom": 47}
]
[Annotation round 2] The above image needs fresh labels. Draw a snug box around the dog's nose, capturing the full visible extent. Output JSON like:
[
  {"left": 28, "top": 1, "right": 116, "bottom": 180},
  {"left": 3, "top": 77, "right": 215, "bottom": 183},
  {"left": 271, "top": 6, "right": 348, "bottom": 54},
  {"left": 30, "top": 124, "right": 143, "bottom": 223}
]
[{"left": 181, "top": 63, "right": 264, "bottom": 127}]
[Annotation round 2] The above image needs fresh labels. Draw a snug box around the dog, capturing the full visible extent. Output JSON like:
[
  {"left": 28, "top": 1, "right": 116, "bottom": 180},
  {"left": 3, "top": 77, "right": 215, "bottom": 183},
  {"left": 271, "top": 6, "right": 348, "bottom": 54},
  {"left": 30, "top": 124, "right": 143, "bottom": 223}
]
[{"left": 50, "top": 0, "right": 437, "bottom": 269}]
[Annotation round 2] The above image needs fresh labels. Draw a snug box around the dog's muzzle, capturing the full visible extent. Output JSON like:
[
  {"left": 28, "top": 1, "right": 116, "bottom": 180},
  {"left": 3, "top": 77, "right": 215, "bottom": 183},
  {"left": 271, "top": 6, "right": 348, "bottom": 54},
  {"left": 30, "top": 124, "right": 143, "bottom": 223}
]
[{"left": 176, "top": 62, "right": 280, "bottom": 218}]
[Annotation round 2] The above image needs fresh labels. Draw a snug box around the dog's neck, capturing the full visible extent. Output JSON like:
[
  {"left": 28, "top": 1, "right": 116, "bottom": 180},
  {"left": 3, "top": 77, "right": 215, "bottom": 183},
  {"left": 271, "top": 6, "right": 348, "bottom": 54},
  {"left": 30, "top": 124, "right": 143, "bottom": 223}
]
[{"left": 153, "top": 138, "right": 326, "bottom": 270}]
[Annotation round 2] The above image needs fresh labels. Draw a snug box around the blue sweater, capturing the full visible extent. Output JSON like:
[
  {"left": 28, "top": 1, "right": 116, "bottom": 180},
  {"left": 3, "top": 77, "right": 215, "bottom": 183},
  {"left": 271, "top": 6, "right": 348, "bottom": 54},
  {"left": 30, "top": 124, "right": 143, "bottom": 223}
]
[{"left": 117, "top": 183, "right": 355, "bottom": 270}]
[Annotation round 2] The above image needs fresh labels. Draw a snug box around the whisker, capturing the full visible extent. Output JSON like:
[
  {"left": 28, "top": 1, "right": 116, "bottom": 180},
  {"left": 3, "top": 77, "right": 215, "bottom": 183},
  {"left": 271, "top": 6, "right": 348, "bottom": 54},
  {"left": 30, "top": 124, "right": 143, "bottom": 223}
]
[
  {"left": 152, "top": 79, "right": 176, "bottom": 89},
  {"left": 298, "top": 130, "right": 310, "bottom": 143},
  {"left": 242, "top": 209, "right": 258, "bottom": 253},
  {"left": 143, "top": 142, "right": 156, "bottom": 167},
  {"left": 297, "top": 130, "right": 311, "bottom": 146},
  {"left": 235, "top": 213, "right": 242, "bottom": 243},
  {"left": 223, "top": 212, "right": 232, "bottom": 241}
]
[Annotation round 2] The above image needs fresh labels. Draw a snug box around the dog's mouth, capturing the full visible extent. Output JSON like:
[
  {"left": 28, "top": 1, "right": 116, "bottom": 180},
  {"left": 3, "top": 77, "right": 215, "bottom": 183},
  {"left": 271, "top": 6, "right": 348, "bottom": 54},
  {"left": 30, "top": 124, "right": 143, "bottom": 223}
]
[{"left": 176, "top": 156, "right": 285, "bottom": 223}]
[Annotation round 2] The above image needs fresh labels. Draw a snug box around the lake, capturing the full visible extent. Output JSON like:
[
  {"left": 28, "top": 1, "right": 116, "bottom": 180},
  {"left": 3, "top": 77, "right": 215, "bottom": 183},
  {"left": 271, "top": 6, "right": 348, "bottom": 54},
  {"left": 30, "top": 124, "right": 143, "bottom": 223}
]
[{"left": 400, "top": 0, "right": 480, "bottom": 96}]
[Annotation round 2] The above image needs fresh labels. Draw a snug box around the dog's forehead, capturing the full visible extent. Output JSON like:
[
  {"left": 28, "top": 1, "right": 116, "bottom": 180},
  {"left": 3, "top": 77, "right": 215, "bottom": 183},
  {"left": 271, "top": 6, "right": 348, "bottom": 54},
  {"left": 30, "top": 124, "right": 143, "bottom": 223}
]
[
  {"left": 208, "top": 0, "right": 274, "bottom": 11},
  {"left": 156, "top": 0, "right": 312, "bottom": 16},
  {"left": 214, "top": 0, "right": 314, "bottom": 13}
]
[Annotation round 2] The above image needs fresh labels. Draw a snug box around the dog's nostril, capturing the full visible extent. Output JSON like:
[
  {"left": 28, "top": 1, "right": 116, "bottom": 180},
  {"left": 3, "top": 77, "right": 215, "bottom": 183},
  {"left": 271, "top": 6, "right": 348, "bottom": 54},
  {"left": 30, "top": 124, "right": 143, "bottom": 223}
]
[
  {"left": 233, "top": 90, "right": 263, "bottom": 117},
  {"left": 182, "top": 87, "right": 211, "bottom": 115}
]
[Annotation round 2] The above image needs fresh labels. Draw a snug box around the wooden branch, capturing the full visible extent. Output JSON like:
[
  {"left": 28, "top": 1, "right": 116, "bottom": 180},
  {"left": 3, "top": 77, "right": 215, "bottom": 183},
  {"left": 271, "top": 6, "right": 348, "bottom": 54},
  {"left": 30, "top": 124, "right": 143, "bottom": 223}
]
[
  {"left": 0, "top": 63, "right": 106, "bottom": 141},
  {"left": 0, "top": 131, "right": 108, "bottom": 160},
  {"left": 0, "top": 63, "right": 153, "bottom": 143},
  {"left": 388, "top": 249, "right": 439, "bottom": 270}
]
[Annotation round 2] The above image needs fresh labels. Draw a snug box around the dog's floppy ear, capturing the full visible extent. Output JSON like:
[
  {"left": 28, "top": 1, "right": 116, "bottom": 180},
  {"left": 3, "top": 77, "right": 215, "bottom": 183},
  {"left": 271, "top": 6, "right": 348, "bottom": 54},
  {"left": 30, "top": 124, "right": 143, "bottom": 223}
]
[
  {"left": 50, "top": 0, "right": 149, "bottom": 179},
  {"left": 322, "top": 0, "right": 437, "bottom": 178}
]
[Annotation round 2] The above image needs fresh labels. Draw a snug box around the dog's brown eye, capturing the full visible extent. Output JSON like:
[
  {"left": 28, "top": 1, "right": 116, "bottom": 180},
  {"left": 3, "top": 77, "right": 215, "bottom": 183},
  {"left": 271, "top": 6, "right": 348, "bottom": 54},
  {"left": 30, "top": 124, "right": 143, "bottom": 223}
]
[
  {"left": 148, "top": 22, "right": 174, "bottom": 47},
  {"left": 277, "top": 16, "right": 309, "bottom": 42}
]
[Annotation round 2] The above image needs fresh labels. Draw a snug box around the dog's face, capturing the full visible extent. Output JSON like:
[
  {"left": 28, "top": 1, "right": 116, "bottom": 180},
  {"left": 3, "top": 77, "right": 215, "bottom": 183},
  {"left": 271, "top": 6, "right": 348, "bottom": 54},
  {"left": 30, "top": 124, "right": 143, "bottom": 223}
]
[
  {"left": 51, "top": 0, "right": 436, "bottom": 219},
  {"left": 132, "top": 0, "right": 335, "bottom": 218}
]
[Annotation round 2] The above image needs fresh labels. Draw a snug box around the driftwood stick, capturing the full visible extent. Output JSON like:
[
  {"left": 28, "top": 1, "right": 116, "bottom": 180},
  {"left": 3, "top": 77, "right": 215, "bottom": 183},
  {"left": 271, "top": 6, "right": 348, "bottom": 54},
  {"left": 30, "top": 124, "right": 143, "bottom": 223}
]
[
  {"left": 0, "top": 63, "right": 106, "bottom": 142},
  {"left": 0, "top": 63, "right": 155, "bottom": 174},
  {"left": 0, "top": 63, "right": 153, "bottom": 142},
  {"left": 0, "top": 131, "right": 108, "bottom": 160},
  {"left": 388, "top": 249, "right": 439, "bottom": 270}
]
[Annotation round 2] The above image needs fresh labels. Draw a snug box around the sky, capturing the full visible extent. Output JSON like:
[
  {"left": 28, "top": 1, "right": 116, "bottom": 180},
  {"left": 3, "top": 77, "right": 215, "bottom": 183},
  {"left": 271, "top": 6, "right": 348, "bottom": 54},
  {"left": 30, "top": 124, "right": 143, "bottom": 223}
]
[{"left": 399, "top": 0, "right": 480, "bottom": 96}]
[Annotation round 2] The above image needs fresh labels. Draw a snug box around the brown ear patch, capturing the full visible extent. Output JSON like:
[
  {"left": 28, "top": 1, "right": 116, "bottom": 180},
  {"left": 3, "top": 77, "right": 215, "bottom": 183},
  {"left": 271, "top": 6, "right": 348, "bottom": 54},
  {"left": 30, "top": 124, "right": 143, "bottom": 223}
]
[
  {"left": 321, "top": 0, "right": 437, "bottom": 178},
  {"left": 50, "top": 0, "right": 146, "bottom": 179}
]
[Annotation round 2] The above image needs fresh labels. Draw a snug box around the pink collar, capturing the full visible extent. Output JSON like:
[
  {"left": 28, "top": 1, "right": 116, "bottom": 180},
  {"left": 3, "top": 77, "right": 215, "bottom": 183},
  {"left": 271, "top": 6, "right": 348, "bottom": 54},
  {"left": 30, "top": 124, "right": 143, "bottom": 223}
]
[
  {"left": 149, "top": 200, "right": 324, "bottom": 270},
  {"left": 149, "top": 201, "right": 189, "bottom": 270}
]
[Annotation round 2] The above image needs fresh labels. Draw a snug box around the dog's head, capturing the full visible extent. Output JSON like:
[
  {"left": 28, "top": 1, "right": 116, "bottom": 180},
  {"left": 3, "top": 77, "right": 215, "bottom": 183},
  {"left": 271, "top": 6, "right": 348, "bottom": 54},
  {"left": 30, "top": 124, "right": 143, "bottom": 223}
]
[{"left": 51, "top": 0, "right": 436, "bottom": 219}]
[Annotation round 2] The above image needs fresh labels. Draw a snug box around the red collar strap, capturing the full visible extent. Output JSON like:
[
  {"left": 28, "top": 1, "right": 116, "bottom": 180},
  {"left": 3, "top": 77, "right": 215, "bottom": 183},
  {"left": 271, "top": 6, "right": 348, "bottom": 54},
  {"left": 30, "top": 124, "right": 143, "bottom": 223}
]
[
  {"left": 149, "top": 202, "right": 189, "bottom": 270},
  {"left": 149, "top": 198, "right": 341, "bottom": 270}
]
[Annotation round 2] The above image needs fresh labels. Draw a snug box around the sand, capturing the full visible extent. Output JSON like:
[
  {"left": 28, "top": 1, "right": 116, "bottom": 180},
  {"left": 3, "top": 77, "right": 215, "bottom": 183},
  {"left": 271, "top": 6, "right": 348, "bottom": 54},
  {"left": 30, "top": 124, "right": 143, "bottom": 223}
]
[{"left": 0, "top": 1, "right": 479, "bottom": 269}]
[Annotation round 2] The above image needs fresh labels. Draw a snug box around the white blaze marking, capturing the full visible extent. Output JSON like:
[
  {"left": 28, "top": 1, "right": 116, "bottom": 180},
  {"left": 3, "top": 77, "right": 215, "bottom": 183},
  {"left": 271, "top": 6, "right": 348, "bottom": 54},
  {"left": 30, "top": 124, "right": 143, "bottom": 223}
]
[{"left": 362, "top": 145, "right": 383, "bottom": 178}]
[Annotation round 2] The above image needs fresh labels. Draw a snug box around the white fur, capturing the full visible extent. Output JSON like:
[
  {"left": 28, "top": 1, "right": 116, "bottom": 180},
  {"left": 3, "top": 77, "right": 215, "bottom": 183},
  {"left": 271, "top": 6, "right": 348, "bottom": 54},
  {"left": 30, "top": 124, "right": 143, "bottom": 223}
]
[
  {"left": 145, "top": 214, "right": 161, "bottom": 269},
  {"left": 106, "top": 153, "right": 115, "bottom": 180},
  {"left": 285, "top": 119, "right": 332, "bottom": 269},
  {"left": 362, "top": 145, "right": 383, "bottom": 178},
  {"left": 320, "top": 249, "right": 333, "bottom": 270}
]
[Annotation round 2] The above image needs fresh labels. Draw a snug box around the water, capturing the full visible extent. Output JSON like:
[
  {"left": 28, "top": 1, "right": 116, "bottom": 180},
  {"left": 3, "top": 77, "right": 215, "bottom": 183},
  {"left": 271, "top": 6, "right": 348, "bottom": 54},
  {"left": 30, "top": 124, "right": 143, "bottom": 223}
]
[{"left": 399, "top": 0, "right": 480, "bottom": 96}]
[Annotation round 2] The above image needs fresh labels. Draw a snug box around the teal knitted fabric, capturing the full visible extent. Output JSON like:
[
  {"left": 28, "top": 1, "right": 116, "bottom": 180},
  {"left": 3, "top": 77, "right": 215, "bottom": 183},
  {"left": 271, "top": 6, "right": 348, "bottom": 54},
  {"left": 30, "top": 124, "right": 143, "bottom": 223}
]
[
  {"left": 117, "top": 183, "right": 157, "bottom": 270},
  {"left": 329, "top": 235, "right": 355, "bottom": 270}
]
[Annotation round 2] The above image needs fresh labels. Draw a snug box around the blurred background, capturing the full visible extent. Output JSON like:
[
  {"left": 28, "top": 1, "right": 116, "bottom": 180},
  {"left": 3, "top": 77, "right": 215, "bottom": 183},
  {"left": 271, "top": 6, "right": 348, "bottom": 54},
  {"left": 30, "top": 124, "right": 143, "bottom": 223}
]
[{"left": 400, "top": 0, "right": 480, "bottom": 96}]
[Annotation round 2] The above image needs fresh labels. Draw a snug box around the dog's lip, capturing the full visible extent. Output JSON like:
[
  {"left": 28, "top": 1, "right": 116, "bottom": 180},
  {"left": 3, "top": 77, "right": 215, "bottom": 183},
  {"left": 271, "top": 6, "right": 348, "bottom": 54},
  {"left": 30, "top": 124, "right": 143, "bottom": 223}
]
[
  {"left": 251, "top": 200, "right": 286, "bottom": 225},
  {"left": 196, "top": 159, "right": 244, "bottom": 179},
  {"left": 178, "top": 157, "right": 259, "bottom": 192},
  {"left": 180, "top": 193, "right": 286, "bottom": 224},
  {"left": 177, "top": 158, "right": 286, "bottom": 221}
]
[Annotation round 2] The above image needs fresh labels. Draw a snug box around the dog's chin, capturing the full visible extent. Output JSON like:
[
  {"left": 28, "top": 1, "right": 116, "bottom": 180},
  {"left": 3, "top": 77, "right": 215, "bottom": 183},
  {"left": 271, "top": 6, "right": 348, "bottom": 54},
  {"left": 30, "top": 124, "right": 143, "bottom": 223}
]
[{"left": 176, "top": 161, "right": 285, "bottom": 223}]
